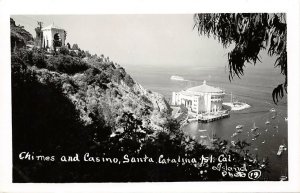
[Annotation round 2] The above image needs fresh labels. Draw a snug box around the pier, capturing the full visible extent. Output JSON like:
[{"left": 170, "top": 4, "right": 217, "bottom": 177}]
[{"left": 197, "top": 111, "right": 230, "bottom": 123}]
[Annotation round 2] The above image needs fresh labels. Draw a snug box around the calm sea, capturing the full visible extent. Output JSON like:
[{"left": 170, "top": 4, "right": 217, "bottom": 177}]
[{"left": 127, "top": 64, "right": 288, "bottom": 181}]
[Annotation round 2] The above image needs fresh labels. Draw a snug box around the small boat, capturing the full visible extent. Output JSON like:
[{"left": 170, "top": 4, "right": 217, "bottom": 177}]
[
  {"left": 285, "top": 117, "right": 288, "bottom": 122},
  {"left": 198, "top": 129, "right": 207, "bottom": 132},
  {"left": 265, "top": 129, "right": 268, "bottom": 132},
  {"left": 277, "top": 145, "right": 287, "bottom": 156},
  {"left": 236, "top": 129, "right": 243, "bottom": 133},
  {"left": 170, "top": 75, "right": 184, "bottom": 81},
  {"left": 251, "top": 122, "right": 259, "bottom": 132},
  {"left": 252, "top": 138, "right": 257, "bottom": 141},
  {"left": 262, "top": 140, "right": 265, "bottom": 144},
  {"left": 272, "top": 115, "right": 276, "bottom": 119},
  {"left": 200, "top": 135, "right": 207, "bottom": 139},
  {"left": 254, "top": 148, "right": 258, "bottom": 151},
  {"left": 231, "top": 133, "right": 238, "bottom": 138},
  {"left": 265, "top": 120, "right": 270, "bottom": 125},
  {"left": 270, "top": 108, "right": 276, "bottom": 112},
  {"left": 236, "top": 125, "right": 244, "bottom": 129},
  {"left": 274, "top": 125, "right": 279, "bottom": 129}
]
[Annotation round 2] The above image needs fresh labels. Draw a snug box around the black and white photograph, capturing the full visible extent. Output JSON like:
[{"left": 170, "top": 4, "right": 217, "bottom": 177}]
[
  {"left": 10, "top": 13, "right": 288, "bottom": 182},
  {"left": 1, "top": 0, "right": 300, "bottom": 192}
]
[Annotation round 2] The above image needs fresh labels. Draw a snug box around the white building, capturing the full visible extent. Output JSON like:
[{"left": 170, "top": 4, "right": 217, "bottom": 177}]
[
  {"left": 172, "top": 81, "right": 225, "bottom": 114},
  {"left": 41, "top": 24, "right": 66, "bottom": 50}
]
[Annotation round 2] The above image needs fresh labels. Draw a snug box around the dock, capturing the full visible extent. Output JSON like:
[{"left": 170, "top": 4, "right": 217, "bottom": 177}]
[{"left": 197, "top": 111, "right": 230, "bottom": 123}]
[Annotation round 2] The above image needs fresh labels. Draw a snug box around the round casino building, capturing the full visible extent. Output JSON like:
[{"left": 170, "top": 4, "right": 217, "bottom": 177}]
[{"left": 171, "top": 81, "right": 225, "bottom": 114}]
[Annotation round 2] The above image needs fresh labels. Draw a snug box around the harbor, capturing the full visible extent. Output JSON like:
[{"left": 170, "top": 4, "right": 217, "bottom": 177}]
[{"left": 167, "top": 77, "right": 288, "bottom": 180}]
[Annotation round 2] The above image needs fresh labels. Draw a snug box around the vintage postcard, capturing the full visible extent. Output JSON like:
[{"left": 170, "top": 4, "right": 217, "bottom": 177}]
[{"left": 1, "top": 0, "right": 300, "bottom": 192}]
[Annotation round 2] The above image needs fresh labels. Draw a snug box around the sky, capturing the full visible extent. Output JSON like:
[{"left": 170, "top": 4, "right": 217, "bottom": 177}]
[{"left": 11, "top": 14, "right": 276, "bottom": 70}]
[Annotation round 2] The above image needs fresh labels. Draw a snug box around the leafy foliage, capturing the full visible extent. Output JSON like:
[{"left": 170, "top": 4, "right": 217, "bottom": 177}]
[
  {"left": 59, "top": 46, "right": 70, "bottom": 55},
  {"left": 47, "top": 55, "right": 89, "bottom": 74},
  {"left": 14, "top": 48, "right": 47, "bottom": 68},
  {"left": 124, "top": 74, "right": 135, "bottom": 87},
  {"left": 193, "top": 13, "right": 287, "bottom": 104},
  {"left": 10, "top": 18, "right": 33, "bottom": 51}
]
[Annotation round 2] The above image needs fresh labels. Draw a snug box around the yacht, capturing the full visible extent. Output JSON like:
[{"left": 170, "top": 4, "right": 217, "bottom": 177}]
[
  {"left": 265, "top": 120, "right": 270, "bottom": 125},
  {"left": 251, "top": 122, "right": 259, "bottom": 132},
  {"left": 277, "top": 145, "right": 287, "bottom": 156},
  {"left": 236, "top": 125, "right": 244, "bottom": 129},
  {"left": 170, "top": 75, "right": 184, "bottom": 81}
]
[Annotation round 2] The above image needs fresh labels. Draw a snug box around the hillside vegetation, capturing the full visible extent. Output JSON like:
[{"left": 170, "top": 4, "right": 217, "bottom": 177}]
[{"left": 11, "top": 18, "right": 268, "bottom": 182}]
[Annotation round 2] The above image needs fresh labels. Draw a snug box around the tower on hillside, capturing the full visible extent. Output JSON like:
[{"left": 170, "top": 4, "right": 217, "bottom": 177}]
[{"left": 41, "top": 23, "right": 66, "bottom": 51}]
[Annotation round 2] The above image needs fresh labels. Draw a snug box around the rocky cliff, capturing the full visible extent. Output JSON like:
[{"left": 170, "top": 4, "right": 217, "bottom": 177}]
[{"left": 32, "top": 62, "right": 171, "bottom": 132}]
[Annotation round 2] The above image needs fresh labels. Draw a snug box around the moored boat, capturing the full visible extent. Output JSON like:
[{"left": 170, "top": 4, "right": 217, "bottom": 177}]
[
  {"left": 277, "top": 145, "right": 287, "bottom": 156},
  {"left": 236, "top": 124, "right": 244, "bottom": 129},
  {"left": 251, "top": 122, "right": 259, "bottom": 132}
]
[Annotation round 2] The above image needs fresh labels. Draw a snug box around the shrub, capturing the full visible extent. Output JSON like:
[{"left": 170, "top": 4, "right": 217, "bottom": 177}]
[
  {"left": 112, "top": 69, "right": 124, "bottom": 83},
  {"left": 32, "top": 52, "right": 47, "bottom": 68},
  {"left": 47, "top": 55, "right": 89, "bottom": 74},
  {"left": 14, "top": 48, "right": 48, "bottom": 68},
  {"left": 15, "top": 48, "right": 33, "bottom": 65},
  {"left": 124, "top": 74, "right": 135, "bottom": 87},
  {"left": 83, "top": 67, "right": 110, "bottom": 89},
  {"left": 78, "top": 50, "right": 86, "bottom": 58},
  {"left": 70, "top": 50, "right": 77, "bottom": 57},
  {"left": 59, "top": 46, "right": 69, "bottom": 55},
  {"left": 141, "top": 95, "right": 152, "bottom": 105}
]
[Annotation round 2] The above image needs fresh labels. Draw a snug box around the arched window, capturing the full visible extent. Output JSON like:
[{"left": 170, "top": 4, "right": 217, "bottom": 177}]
[{"left": 53, "top": 33, "right": 62, "bottom": 47}]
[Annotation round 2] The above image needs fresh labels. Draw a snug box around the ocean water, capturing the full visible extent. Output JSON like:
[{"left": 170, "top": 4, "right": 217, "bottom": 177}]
[{"left": 126, "top": 64, "right": 288, "bottom": 181}]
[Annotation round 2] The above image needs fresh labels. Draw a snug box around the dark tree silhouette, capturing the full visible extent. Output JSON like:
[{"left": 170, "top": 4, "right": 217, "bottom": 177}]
[{"left": 193, "top": 13, "right": 287, "bottom": 104}]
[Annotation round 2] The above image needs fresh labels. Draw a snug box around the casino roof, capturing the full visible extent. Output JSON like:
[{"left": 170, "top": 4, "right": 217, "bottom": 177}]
[{"left": 185, "top": 80, "right": 223, "bottom": 93}]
